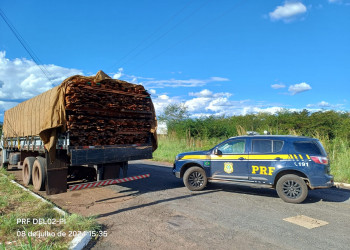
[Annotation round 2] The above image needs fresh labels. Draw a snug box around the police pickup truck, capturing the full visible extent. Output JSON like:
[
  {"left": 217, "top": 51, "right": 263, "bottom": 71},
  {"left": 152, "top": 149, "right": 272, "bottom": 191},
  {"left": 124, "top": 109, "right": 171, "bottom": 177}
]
[{"left": 173, "top": 133, "right": 334, "bottom": 203}]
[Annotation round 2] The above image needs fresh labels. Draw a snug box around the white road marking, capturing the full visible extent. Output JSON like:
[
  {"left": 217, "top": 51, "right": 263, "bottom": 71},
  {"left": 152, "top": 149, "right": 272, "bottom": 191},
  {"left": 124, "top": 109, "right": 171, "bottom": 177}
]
[{"left": 283, "top": 215, "right": 329, "bottom": 229}]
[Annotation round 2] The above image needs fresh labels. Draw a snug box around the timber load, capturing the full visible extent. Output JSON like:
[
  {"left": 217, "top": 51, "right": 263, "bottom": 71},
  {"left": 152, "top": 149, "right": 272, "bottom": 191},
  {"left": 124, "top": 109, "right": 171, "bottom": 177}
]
[{"left": 65, "top": 73, "right": 155, "bottom": 147}]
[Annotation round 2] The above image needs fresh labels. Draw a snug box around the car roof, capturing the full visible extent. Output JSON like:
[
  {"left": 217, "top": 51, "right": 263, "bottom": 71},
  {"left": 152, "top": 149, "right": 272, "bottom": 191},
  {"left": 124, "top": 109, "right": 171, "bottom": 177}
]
[{"left": 229, "top": 135, "right": 315, "bottom": 140}]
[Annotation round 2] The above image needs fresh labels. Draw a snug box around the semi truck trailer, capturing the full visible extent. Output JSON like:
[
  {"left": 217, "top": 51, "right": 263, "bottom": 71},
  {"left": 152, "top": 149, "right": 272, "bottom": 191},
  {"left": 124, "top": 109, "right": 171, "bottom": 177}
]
[{"left": 0, "top": 71, "right": 157, "bottom": 194}]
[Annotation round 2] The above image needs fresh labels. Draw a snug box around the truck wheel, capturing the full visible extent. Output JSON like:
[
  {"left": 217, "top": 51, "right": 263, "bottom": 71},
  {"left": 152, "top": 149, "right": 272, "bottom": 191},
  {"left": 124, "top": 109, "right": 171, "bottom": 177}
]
[
  {"left": 22, "top": 157, "right": 36, "bottom": 186},
  {"left": 183, "top": 166, "right": 207, "bottom": 191},
  {"left": 276, "top": 174, "right": 308, "bottom": 204},
  {"left": 32, "top": 157, "right": 46, "bottom": 191},
  {"left": 0, "top": 152, "right": 4, "bottom": 169}
]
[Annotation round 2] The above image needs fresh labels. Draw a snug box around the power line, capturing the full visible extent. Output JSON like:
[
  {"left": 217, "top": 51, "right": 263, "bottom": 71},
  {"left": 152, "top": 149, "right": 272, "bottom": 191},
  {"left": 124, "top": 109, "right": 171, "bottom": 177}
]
[
  {"left": 121, "top": 0, "right": 211, "bottom": 69},
  {"left": 109, "top": 0, "right": 195, "bottom": 72},
  {"left": 131, "top": 0, "right": 247, "bottom": 72},
  {"left": 113, "top": 0, "right": 211, "bottom": 71},
  {"left": 0, "top": 8, "right": 53, "bottom": 84}
]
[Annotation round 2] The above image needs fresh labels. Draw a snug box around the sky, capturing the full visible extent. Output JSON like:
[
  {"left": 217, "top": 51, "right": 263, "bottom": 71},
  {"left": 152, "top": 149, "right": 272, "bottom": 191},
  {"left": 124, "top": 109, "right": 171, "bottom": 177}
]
[{"left": 0, "top": 0, "right": 349, "bottom": 122}]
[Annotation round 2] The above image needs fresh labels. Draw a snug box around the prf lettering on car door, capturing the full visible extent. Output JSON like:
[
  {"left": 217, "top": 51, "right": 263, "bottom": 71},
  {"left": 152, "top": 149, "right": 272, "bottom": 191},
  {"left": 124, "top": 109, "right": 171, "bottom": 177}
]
[{"left": 252, "top": 166, "right": 275, "bottom": 175}]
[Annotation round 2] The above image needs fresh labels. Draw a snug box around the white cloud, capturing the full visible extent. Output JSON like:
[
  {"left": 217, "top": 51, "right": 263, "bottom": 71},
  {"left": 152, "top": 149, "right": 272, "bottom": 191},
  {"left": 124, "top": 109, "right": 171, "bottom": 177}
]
[
  {"left": 0, "top": 51, "right": 82, "bottom": 100},
  {"left": 0, "top": 51, "right": 83, "bottom": 120},
  {"left": 271, "top": 83, "right": 286, "bottom": 89},
  {"left": 113, "top": 67, "right": 123, "bottom": 79},
  {"left": 288, "top": 82, "right": 312, "bottom": 95},
  {"left": 159, "top": 94, "right": 169, "bottom": 100},
  {"left": 152, "top": 94, "right": 179, "bottom": 115},
  {"left": 190, "top": 113, "right": 213, "bottom": 118},
  {"left": 0, "top": 100, "right": 18, "bottom": 111},
  {"left": 185, "top": 97, "right": 211, "bottom": 112},
  {"left": 189, "top": 89, "right": 213, "bottom": 97},
  {"left": 149, "top": 89, "right": 156, "bottom": 95},
  {"left": 189, "top": 89, "right": 232, "bottom": 98},
  {"left": 184, "top": 89, "right": 233, "bottom": 113},
  {"left": 306, "top": 101, "right": 345, "bottom": 109},
  {"left": 119, "top": 74, "right": 154, "bottom": 85},
  {"left": 317, "top": 101, "right": 330, "bottom": 107},
  {"left": 269, "top": 1, "right": 307, "bottom": 22},
  {"left": 206, "top": 97, "right": 231, "bottom": 112},
  {"left": 210, "top": 77, "right": 230, "bottom": 82},
  {"left": 143, "top": 76, "right": 229, "bottom": 88},
  {"left": 184, "top": 89, "right": 284, "bottom": 116},
  {"left": 152, "top": 88, "right": 346, "bottom": 119}
]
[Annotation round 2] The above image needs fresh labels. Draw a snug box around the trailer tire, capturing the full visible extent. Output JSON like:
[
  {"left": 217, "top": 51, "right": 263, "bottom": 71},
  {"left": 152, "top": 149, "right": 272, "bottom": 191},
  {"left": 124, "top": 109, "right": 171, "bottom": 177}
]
[
  {"left": 0, "top": 151, "right": 7, "bottom": 169},
  {"left": 0, "top": 151, "right": 4, "bottom": 169},
  {"left": 22, "top": 157, "right": 36, "bottom": 186},
  {"left": 32, "top": 157, "right": 46, "bottom": 191}
]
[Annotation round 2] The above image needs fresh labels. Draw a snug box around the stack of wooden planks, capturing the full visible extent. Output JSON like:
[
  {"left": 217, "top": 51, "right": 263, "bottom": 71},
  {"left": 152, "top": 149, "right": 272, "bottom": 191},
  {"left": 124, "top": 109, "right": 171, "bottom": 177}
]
[{"left": 65, "top": 77, "right": 154, "bottom": 146}]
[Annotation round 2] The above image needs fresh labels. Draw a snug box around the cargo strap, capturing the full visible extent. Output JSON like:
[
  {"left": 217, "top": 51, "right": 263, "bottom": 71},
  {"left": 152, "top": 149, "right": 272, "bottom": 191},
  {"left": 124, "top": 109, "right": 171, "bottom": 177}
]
[{"left": 68, "top": 174, "right": 150, "bottom": 191}]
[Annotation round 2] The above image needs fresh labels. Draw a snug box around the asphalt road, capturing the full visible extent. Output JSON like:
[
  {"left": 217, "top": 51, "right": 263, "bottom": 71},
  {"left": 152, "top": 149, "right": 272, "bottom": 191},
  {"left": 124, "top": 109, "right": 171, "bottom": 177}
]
[{"left": 89, "top": 160, "right": 350, "bottom": 250}]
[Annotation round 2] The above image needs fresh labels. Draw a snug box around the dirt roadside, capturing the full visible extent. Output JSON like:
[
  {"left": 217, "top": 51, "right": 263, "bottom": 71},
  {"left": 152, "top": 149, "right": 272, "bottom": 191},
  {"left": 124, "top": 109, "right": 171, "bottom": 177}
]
[
  {"left": 10, "top": 168, "right": 135, "bottom": 217},
  {"left": 9, "top": 162, "right": 221, "bottom": 249}
]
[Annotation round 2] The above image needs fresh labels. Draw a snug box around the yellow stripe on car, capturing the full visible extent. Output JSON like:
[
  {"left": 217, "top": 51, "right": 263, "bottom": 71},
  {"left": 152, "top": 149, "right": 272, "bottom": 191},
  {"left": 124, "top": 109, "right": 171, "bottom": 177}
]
[
  {"left": 181, "top": 155, "right": 210, "bottom": 160},
  {"left": 181, "top": 154, "right": 291, "bottom": 161}
]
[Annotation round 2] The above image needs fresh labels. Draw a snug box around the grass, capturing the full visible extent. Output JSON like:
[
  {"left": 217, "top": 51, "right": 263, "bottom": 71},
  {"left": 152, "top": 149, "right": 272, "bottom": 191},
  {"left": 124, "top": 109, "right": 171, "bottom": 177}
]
[
  {"left": 153, "top": 134, "right": 222, "bottom": 163},
  {"left": 0, "top": 169, "right": 100, "bottom": 249},
  {"left": 153, "top": 133, "right": 350, "bottom": 183},
  {"left": 324, "top": 138, "right": 350, "bottom": 183}
]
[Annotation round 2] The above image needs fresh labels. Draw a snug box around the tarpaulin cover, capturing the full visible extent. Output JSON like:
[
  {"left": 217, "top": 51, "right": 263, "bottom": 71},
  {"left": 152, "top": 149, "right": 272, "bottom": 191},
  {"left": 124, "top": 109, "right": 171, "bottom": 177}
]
[{"left": 2, "top": 71, "right": 158, "bottom": 160}]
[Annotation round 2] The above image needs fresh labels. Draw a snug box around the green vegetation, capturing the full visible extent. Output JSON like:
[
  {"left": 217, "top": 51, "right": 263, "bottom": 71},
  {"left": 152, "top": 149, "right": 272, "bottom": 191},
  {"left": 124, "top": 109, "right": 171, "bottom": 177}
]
[
  {"left": 158, "top": 103, "right": 189, "bottom": 123},
  {"left": 153, "top": 133, "right": 222, "bottom": 163},
  {"left": 0, "top": 169, "right": 100, "bottom": 249},
  {"left": 153, "top": 109, "right": 350, "bottom": 183}
]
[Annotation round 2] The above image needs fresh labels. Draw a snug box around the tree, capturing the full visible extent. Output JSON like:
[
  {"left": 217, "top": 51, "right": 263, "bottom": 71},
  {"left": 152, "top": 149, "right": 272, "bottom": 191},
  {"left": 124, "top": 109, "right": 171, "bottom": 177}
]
[{"left": 158, "top": 103, "right": 189, "bottom": 124}]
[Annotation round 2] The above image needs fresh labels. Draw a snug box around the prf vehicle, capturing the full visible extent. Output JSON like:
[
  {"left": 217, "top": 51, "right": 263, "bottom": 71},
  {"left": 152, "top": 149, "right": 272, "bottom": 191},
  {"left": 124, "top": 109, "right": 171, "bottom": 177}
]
[{"left": 173, "top": 134, "right": 334, "bottom": 203}]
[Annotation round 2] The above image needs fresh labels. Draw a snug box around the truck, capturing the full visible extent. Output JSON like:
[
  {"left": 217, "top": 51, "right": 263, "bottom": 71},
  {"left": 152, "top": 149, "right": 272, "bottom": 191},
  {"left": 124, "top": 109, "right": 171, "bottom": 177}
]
[{"left": 0, "top": 71, "right": 158, "bottom": 195}]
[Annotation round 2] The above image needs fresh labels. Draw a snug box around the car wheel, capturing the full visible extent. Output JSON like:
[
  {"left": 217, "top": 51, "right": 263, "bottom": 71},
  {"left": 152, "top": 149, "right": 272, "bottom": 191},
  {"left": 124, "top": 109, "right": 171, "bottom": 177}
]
[
  {"left": 183, "top": 166, "right": 207, "bottom": 191},
  {"left": 276, "top": 174, "right": 308, "bottom": 204}
]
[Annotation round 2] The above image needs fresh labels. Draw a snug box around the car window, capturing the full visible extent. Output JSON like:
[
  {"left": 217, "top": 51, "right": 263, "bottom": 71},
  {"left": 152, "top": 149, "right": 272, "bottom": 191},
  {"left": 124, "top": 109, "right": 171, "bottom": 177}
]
[
  {"left": 217, "top": 139, "right": 245, "bottom": 154},
  {"left": 293, "top": 141, "right": 325, "bottom": 155},
  {"left": 273, "top": 140, "right": 284, "bottom": 152},
  {"left": 252, "top": 139, "right": 284, "bottom": 153}
]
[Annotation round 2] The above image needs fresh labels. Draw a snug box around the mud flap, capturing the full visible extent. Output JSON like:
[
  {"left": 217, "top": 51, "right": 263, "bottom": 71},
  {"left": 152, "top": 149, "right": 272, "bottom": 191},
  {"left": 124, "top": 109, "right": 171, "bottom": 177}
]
[{"left": 45, "top": 150, "right": 68, "bottom": 195}]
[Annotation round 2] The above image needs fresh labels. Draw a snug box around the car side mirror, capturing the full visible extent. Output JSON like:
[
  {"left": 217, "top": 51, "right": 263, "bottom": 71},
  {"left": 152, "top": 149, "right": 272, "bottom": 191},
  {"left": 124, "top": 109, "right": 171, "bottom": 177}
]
[{"left": 213, "top": 148, "right": 222, "bottom": 155}]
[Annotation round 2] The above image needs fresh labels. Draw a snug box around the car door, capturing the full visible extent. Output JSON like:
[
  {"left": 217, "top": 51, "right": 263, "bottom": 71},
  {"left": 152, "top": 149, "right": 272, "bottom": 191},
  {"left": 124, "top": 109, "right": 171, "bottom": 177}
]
[
  {"left": 210, "top": 138, "right": 249, "bottom": 180},
  {"left": 248, "top": 138, "right": 286, "bottom": 184}
]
